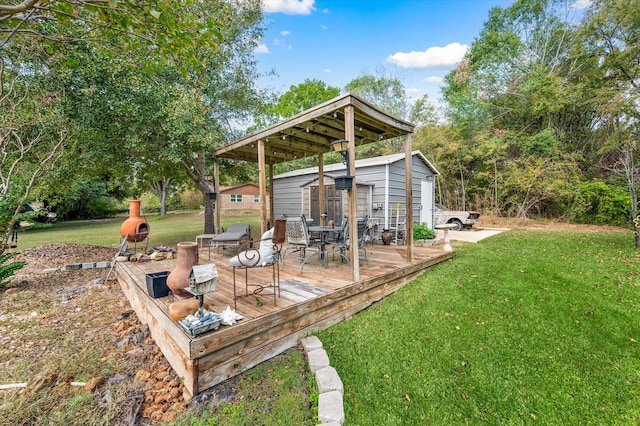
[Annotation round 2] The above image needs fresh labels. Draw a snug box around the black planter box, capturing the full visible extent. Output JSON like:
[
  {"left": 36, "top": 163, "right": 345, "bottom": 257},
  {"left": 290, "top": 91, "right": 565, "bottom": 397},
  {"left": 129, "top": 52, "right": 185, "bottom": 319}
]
[
  {"left": 334, "top": 175, "right": 353, "bottom": 190},
  {"left": 145, "top": 271, "right": 170, "bottom": 298}
]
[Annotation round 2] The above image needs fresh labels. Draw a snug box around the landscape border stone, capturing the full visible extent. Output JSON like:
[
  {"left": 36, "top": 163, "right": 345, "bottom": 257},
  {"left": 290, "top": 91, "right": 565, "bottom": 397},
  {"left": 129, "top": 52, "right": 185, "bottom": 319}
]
[{"left": 301, "top": 336, "right": 345, "bottom": 425}]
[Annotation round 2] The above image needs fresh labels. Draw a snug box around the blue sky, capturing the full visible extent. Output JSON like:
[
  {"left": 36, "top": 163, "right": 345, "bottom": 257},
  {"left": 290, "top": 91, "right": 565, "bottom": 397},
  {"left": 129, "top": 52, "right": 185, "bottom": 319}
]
[
  {"left": 254, "top": 0, "right": 517, "bottom": 108},
  {"left": 254, "top": 0, "right": 591, "bottom": 111}
]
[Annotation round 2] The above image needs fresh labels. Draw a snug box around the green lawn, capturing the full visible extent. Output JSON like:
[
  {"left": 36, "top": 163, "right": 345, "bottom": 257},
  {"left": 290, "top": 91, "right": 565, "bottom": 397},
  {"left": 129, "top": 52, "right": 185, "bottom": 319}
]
[
  {"left": 13, "top": 211, "right": 262, "bottom": 249},
  {"left": 316, "top": 228, "right": 640, "bottom": 425}
]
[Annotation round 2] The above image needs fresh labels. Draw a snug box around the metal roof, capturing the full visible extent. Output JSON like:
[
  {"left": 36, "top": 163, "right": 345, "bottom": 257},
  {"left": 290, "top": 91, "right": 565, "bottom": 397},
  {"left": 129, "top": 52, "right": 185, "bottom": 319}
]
[{"left": 273, "top": 150, "right": 440, "bottom": 180}]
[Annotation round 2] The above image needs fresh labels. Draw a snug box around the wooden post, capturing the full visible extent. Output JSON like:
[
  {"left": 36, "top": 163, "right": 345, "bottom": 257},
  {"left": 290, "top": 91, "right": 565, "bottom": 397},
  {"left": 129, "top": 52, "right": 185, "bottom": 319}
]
[
  {"left": 404, "top": 134, "right": 414, "bottom": 263},
  {"left": 214, "top": 162, "right": 220, "bottom": 234},
  {"left": 345, "top": 105, "right": 359, "bottom": 282},
  {"left": 258, "top": 139, "right": 268, "bottom": 235},
  {"left": 269, "top": 163, "right": 274, "bottom": 227},
  {"left": 318, "top": 154, "right": 325, "bottom": 225}
]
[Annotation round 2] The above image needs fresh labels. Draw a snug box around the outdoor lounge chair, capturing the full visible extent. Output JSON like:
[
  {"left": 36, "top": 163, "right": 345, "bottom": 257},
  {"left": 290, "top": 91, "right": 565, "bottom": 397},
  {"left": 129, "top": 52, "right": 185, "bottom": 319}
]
[{"left": 209, "top": 223, "right": 251, "bottom": 258}]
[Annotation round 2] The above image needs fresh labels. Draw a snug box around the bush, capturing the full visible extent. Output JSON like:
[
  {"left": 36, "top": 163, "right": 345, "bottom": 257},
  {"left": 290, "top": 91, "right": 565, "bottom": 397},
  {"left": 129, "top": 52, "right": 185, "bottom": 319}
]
[
  {"left": 413, "top": 222, "right": 436, "bottom": 240},
  {"left": 181, "top": 190, "right": 203, "bottom": 210},
  {"left": 569, "top": 180, "right": 629, "bottom": 226}
]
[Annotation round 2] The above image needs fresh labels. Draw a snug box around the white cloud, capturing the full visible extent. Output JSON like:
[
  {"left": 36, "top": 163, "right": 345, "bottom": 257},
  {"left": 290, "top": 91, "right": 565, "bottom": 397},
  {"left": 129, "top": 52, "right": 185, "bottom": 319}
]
[
  {"left": 262, "top": 0, "right": 316, "bottom": 15},
  {"left": 322, "top": 8, "right": 329, "bottom": 13},
  {"left": 570, "top": 0, "right": 592, "bottom": 10},
  {"left": 386, "top": 42, "right": 469, "bottom": 70},
  {"left": 424, "top": 76, "right": 443, "bottom": 84},
  {"left": 320, "top": 24, "right": 327, "bottom": 30},
  {"left": 324, "top": 68, "right": 332, "bottom": 73},
  {"left": 280, "top": 30, "right": 290, "bottom": 36},
  {"left": 254, "top": 43, "right": 270, "bottom": 54}
]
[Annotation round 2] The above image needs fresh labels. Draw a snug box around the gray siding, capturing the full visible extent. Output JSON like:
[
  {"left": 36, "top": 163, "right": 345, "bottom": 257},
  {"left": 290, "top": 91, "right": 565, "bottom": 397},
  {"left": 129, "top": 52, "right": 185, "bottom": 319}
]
[{"left": 273, "top": 151, "right": 438, "bottom": 232}]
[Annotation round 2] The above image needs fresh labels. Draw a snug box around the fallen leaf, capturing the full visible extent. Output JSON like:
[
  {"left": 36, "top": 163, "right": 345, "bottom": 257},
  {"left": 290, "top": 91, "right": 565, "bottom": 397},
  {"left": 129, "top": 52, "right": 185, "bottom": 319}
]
[
  {"left": 461, "top": 392, "right": 468, "bottom": 400},
  {"left": 403, "top": 391, "right": 411, "bottom": 402},
  {"left": 630, "top": 337, "right": 637, "bottom": 343}
]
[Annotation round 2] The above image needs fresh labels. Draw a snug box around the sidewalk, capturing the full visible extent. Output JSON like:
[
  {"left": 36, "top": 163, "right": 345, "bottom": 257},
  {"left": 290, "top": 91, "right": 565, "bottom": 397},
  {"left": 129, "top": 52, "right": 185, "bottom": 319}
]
[{"left": 437, "top": 227, "right": 509, "bottom": 243}]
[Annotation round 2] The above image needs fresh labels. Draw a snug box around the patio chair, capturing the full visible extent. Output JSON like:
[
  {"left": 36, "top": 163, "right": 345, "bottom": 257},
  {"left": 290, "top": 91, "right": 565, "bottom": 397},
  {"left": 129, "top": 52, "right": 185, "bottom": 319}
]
[
  {"left": 324, "top": 216, "right": 348, "bottom": 245},
  {"left": 228, "top": 219, "right": 286, "bottom": 309},
  {"left": 329, "top": 215, "right": 369, "bottom": 266},
  {"left": 209, "top": 223, "right": 251, "bottom": 258},
  {"left": 281, "top": 215, "right": 321, "bottom": 273}
]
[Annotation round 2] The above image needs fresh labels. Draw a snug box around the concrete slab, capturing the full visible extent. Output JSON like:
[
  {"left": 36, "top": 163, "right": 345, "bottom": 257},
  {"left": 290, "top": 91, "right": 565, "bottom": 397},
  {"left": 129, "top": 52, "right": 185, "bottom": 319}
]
[{"left": 437, "top": 227, "right": 509, "bottom": 243}]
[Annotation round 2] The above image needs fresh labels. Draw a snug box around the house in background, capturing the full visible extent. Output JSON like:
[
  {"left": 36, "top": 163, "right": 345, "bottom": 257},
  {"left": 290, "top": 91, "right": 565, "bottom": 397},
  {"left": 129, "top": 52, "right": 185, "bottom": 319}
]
[
  {"left": 217, "top": 183, "right": 270, "bottom": 214},
  {"left": 272, "top": 150, "right": 439, "bottom": 241}
]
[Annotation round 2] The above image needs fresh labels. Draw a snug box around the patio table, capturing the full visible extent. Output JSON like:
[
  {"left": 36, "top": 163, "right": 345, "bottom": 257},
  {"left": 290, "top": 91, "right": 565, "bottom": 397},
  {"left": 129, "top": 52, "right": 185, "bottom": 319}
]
[{"left": 308, "top": 225, "right": 339, "bottom": 268}]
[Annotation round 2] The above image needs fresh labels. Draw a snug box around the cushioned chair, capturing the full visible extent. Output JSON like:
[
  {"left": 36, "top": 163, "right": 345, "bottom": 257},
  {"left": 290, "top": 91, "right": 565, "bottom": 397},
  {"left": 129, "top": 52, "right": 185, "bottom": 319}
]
[
  {"left": 329, "top": 215, "right": 369, "bottom": 266},
  {"left": 281, "top": 215, "right": 321, "bottom": 273},
  {"left": 209, "top": 223, "right": 251, "bottom": 258},
  {"left": 228, "top": 219, "right": 286, "bottom": 309}
]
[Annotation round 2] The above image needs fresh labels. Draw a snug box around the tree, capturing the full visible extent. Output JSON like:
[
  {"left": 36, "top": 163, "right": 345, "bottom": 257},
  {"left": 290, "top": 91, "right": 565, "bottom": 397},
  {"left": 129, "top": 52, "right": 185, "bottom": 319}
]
[
  {"left": 0, "top": 0, "right": 231, "bottom": 255},
  {"left": 256, "top": 79, "right": 341, "bottom": 173},
  {"left": 440, "top": 0, "right": 601, "bottom": 216},
  {"left": 0, "top": 51, "right": 67, "bottom": 252},
  {"left": 577, "top": 0, "right": 640, "bottom": 246},
  {"left": 345, "top": 68, "right": 436, "bottom": 156}
]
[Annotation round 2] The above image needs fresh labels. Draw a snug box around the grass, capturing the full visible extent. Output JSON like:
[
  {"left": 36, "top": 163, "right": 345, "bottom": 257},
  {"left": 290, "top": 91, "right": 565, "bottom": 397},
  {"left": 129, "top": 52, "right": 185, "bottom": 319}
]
[
  {"left": 13, "top": 210, "right": 263, "bottom": 249},
  {"left": 316, "top": 228, "right": 640, "bottom": 425},
  {"left": 8, "top": 214, "right": 639, "bottom": 424},
  {"left": 172, "top": 348, "right": 316, "bottom": 425}
]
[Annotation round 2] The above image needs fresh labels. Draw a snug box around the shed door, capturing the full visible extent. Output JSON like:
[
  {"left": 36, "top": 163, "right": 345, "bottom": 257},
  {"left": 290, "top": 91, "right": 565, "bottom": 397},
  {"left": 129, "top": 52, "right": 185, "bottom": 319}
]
[
  {"left": 310, "top": 185, "right": 342, "bottom": 225},
  {"left": 420, "top": 179, "right": 434, "bottom": 229},
  {"left": 311, "top": 185, "right": 342, "bottom": 225}
]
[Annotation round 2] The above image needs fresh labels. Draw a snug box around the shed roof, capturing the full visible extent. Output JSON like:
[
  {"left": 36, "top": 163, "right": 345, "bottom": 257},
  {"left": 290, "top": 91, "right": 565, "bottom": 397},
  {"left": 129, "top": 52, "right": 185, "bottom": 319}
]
[
  {"left": 213, "top": 93, "right": 415, "bottom": 165},
  {"left": 273, "top": 150, "right": 440, "bottom": 180}
]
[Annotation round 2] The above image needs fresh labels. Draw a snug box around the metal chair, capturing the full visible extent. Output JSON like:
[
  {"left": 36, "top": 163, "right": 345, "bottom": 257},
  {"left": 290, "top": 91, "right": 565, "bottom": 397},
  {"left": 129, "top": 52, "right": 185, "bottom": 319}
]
[
  {"left": 281, "top": 215, "right": 321, "bottom": 273},
  {"left": 228, "top": 219, "right": 286, "bottom": 309},
  {"left": 329, "top": 215, "right": 369, "bottom": 266}
]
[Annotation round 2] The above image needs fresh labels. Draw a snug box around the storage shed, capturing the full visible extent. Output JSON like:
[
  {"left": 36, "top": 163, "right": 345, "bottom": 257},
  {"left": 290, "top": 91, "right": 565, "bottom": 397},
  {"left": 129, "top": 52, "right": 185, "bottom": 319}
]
[{"left": 273, "top": 150, "right": 439, "bottom": 243}]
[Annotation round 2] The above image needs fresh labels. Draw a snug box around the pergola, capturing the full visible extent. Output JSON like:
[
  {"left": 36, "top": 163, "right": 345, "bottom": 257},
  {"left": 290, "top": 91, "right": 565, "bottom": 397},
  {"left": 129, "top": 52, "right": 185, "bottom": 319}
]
[{"left": 212, "top": 93, "right": 416, "bottom": 281}]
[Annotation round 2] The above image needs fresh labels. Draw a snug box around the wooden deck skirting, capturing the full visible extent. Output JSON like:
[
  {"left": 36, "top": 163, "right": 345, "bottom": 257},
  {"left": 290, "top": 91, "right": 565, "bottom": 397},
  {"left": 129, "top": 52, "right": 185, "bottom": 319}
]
[{"left": 115, "top": 245, "right": 454, "bottom": 397}]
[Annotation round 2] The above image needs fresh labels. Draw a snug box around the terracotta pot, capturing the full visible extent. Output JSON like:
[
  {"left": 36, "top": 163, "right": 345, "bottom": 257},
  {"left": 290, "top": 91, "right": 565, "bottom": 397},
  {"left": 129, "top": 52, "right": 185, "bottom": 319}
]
[
  {"left": 120, "top": 200, "right": 149, "bottom": 242},
  {"left": 167, "top": 242, "right": 199, "bottom": 293}
]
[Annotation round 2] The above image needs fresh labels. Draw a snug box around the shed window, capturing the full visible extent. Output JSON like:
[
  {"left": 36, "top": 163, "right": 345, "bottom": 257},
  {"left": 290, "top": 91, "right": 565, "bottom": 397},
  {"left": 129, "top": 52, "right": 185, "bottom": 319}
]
[
  {"left": 230, "top": 194, "right": 243, "bottom": 203},
  {"left": 253, "top": 195, "right": 260, "bottom": 203}
]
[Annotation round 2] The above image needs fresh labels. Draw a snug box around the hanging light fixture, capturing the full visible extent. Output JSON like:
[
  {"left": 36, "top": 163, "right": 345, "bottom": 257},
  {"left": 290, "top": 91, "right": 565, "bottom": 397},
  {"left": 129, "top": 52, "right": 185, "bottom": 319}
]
[
  {"left": 331, "top": 139, "right": 353, "bottom": 190},
  {"left": 331, "top": 139, "right": 349, "bottom": 165}
]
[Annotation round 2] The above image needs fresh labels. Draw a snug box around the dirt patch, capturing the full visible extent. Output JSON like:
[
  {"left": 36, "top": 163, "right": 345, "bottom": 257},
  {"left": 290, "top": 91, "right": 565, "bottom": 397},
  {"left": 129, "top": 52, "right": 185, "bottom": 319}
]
[
  {"left": 0, "top": 244, "right": 191, "bottom": 425},
  {"left": 479, "top": 215, "right": 629, "bottom": 233}
]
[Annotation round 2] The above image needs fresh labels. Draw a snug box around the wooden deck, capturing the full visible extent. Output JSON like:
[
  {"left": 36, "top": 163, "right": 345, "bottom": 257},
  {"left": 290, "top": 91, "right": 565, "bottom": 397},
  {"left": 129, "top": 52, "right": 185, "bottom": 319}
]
[{"left": 115, "top": 243, "right": 454, "bottom": 397}]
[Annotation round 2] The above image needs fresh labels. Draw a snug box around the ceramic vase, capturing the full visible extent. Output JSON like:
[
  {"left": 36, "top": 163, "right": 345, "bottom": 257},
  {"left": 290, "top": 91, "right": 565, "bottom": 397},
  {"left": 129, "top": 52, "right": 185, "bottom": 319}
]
[
  {"left": 167, "top": 242, "right": 199, "bottom": 293},
  {"left": 381, "top": 229, "right": 392, "bottom": 245}
]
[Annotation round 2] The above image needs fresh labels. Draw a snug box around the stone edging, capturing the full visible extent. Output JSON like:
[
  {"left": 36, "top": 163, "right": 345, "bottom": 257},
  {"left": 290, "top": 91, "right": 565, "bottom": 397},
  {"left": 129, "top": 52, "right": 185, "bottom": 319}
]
[{"left": 301, "top": 336, "right": 344, "bottom": 425}]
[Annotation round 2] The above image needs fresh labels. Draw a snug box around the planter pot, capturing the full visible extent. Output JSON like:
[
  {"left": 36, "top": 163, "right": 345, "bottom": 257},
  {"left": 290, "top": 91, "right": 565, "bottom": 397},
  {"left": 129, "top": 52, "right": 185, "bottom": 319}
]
[
  {"left": 381, "top": 229, "right": 392, "bottom": 245},
  {"left": 334, "top": 175, "right": 353, "bottom": 191},
  {"left": 167, "top": 242, "right": 199, "bottom": 293}
]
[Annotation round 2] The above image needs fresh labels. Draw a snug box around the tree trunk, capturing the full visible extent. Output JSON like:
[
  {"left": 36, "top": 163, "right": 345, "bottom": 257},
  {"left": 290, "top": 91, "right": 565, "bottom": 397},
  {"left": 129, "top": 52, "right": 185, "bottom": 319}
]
[{"left": 180, "top": 151, "right": 216, "bottom": 235}]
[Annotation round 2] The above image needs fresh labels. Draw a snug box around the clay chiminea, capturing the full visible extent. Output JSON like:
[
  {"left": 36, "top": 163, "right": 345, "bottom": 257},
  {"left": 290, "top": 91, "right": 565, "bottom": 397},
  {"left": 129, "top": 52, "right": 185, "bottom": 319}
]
[
  {"left": 167, "top": 242, "right": 199, "bottom": 293},
  {"left": 120, "top": 200, "right": 150, "bottom": 242}
]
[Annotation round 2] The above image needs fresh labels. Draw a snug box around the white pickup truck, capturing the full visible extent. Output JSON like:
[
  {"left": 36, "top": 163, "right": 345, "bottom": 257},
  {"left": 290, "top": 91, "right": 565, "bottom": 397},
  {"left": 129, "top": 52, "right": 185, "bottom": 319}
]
[{"left": 434, "top": 204, "right": 480, "bottom": 231}]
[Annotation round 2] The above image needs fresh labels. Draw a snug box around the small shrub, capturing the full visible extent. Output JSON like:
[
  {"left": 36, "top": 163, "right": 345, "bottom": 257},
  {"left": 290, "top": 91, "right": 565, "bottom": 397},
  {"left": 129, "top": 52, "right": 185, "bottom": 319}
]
[
  {"left": 413, "top": 222, "right": 435, "bottom": 240},
  {"left": 180, "top": 190, "right": 202, "bottom": 210},
  {"left": 0, "top": 252, "right": 25, "bottom": 288}
]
